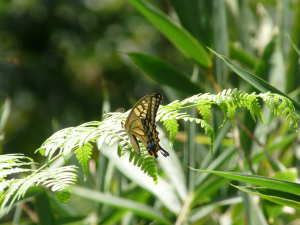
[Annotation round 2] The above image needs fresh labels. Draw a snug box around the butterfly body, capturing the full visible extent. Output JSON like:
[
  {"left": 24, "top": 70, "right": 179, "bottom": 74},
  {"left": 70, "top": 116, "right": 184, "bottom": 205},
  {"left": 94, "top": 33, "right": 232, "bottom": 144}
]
[{"left": 121, "top": 93, "right": 169, "bottom": 158}]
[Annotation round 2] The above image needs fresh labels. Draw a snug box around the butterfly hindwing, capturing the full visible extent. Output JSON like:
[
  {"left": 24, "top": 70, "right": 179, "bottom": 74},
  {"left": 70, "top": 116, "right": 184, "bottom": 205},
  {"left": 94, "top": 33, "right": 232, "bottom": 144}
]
[
  {"left": 129, "top": 134, "right": 141, "bottom": 155},
  {"left": 122, "top": 93, "right": 169, "bottom": 158}
]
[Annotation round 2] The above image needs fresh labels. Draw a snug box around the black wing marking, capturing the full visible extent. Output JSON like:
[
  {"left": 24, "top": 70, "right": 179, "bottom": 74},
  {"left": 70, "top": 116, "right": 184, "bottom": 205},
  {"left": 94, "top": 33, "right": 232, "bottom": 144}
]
[{"left": 147, "top": 93, "right": 163, "bottom": 123}]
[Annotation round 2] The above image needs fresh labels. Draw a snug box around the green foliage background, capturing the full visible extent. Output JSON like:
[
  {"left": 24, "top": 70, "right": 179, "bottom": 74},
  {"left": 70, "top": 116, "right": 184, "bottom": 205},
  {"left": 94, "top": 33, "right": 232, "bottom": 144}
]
[{"left": 1, "top": 0, "right": 300, "bottom": 224}]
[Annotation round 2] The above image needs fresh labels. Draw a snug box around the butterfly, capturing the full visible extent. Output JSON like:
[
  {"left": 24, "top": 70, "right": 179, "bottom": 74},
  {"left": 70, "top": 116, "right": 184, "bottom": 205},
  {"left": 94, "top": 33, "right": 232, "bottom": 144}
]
[{"left": 121, "top": 93, "right": 169, "bottom": 158}]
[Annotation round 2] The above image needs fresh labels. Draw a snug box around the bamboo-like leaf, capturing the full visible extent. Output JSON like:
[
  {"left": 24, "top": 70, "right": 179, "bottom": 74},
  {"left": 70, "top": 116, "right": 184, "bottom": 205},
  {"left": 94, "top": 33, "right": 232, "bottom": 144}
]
[
  {"left": 229, "top": 43, "right": 258, "bottom": 68},
  {"left": 100, "top": 144, "right": 181, "bottom": 214},
  {"left": 35, "top": 190, "right": 57, "bottom": 225},
  {"left": 128, "top": 53, "right": 204, "bottom": 95},
  {"left": 72, "top": 185, "right": 170, "bottom": 224},
  {"left": 128, "top": 0, "right": 211, "bottom": 67},
  {"left": 209, "top": 48, "right": 300, "bottom": 116},
  {"left": 241, "top": 191, "right": 268, "bottom": 225},
  {"left": 212, "top": 0, "right": 228, "bottom": 86},
  {"left": 170, "top": 0, "right": 211, "bottom": 47},
  {"left": 286, "top": 33, "right": 300, "bottom": 56},
  {"left": 0, "top": 98, "right": 10, "bottom": 134},
  {"left": 190, "top": 169, "right": 300, "bottom": 195},
  {"left": 188, "top": 196, "right": 242, "bottom": 223},
  {"left": 231, "top": 184, "right": 300, "bottom": 210},
  {"left": 156, "top": 131, "right": 188, "bottom": 201}
]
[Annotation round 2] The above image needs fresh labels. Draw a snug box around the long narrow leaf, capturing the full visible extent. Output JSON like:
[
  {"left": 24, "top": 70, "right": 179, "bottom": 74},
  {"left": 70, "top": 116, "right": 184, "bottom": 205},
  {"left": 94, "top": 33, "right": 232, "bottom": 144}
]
[
  {"left": 72, "top": 186, "right": 170, "bottom": 224},
  {"left": 240, "top": 191, "right": 268, "bottom": 225},
  {"left": 212, "top": 0, "right": 228, "bottom": 86},
  {"left": 128, "top": 0, "right": 211, "bottom": 67},
  {"left": 35, "top": 189, "right": 57, "bottom": 225},
  {"left": 189, "top": 197, "right": 242, "bottom": 223},
  {"left": 157, "top": 128, "right": 188, "bottom": 201},
  {"left": 128, "top": 53, "right": 204, "bottom": 95},
  {"left": 286, "top": 33, "right": 300, "bottom": 56},
  {"left": 209, "top": 48, "right": 300, "bottom": 115},
  {"left": 99, "top": 144, "right": 181, "bottom": 214},
  {"left": 191, "top": 169, "right": 300, "bottom": 195},
  {"left": 170, "top": 0, "right": 210, "bottom": 46},
  {"left": 232, "top": 184, "right": 300, "bottom": 210}
]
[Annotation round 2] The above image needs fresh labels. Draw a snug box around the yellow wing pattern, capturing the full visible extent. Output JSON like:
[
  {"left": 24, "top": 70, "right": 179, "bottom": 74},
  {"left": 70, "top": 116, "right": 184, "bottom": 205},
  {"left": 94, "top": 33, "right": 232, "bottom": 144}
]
[{"left": 121, "top": 93, "right": 169, "bottom": 158}]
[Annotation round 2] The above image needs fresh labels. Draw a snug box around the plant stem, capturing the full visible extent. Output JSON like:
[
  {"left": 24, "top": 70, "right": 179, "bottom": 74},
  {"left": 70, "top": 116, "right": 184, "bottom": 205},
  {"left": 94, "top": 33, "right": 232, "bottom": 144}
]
[{"left": 31, "top": 153, "right": 63, "bottom": 175}]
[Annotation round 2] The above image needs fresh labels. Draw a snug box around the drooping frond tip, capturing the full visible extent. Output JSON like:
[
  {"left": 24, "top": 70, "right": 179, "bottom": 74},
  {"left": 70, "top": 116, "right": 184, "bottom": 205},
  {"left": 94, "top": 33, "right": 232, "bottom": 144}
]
[{"left": 0, "top": 153, "right": 77, "bottom": 214}]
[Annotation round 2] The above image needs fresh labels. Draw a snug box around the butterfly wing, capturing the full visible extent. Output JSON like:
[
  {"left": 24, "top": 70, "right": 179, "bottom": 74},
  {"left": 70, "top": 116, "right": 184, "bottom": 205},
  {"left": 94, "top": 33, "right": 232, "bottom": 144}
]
[
  {"left": 130, "top": 119, "right": 169, "bottom": 158},
  {"left": 124, "top": 93, "right": 162, "bottom": 124},
  {"left": 122, "top": 93, "right": 169, "bottom": 158}
]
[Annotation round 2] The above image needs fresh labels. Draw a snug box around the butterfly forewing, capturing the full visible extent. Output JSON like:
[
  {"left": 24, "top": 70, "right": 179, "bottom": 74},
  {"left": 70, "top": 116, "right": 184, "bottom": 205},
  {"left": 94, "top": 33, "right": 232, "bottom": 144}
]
[{"left": 122, "top": 93, "right": 169, "bottom": 158}]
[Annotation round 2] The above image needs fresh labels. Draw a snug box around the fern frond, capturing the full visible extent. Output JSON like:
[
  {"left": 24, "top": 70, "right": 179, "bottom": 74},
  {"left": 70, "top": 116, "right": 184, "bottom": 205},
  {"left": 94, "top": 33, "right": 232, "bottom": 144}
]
[
  {"left": 129, "top": 150, "right": 158, "bottom": 184},
  {"left": 0, "top": 154, "right": 35, "bottom": 179},
  {"left": 0, "top": 162, "right": 33, "bottom": 170},
  {"left": 259, "top": 93, "right": 300, "bottom": 132},
  {"left": 0, "top": 179, "right": 16, "bottom": 192},
  {"left": 0, "top": 165, "right": 77, "bottom": 213},
  {"left": 0, "top": 168, "right": 33, "bottom": 179},
  {"left": 34, "top": 89, "right": 299, "bottom": 186},
  {"left": 0, "top": 154, "right": 33, "bottom": 164},
  {"left": 249, "top": 98, "right": 264, "bottom": 124}
]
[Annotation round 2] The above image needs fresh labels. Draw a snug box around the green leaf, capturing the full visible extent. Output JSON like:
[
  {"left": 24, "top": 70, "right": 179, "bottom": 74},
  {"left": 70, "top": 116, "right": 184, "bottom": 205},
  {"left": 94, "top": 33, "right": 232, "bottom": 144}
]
[
  {"left": 197, "top": 104, "right": 211, "bottom": 123},
  {"left": 157, "top": 136, "right": 187, "bottom": 201},
  {"left": 74, "top": 143, "right": 92, "bottom": 181},
  {"left": 240, "top": 36, "right": 276, "bottom": 155},
  {"left": 209, "top": 48, "right": 300, "bottom": 116},
  {"left": 286, "top": 7, "right": 300, "bottom": 93},
  {"left": 55, "top": 189, "right": 71, "bottom": 203},
  {"left": 189, "top": 196, "right": 242, "bottom": 223},
  {"left": 286, "top": 32, "right": 300, "bottom": 58},
  {"left": 229, "top": 43, "right": 258, "bottom": 68},
  {"left": 240, "top": 191, "right": 268, "bottom": 225},
  {"left": 193, "top": 145, "right": 236, "bottom": 204},
  {"left": 35, "top": 189, "right": 57, "bottom": 225},
  {"left": 0, "top": 98, "right": 10, "bottom": 135},
  {"left": 72, "top": 185, "right": 170, "bottom": 224},
  {"left": 100, "top": 144, "right": 181, "bottom": 214},
  {"left": 128, "top": 53, "right": 204, "bottom": 95},
  {"left": 170, "top": 0, "right": 211, "bottom": 47},
  {"left": 191, "top": 169, "right": 300, "bottom": 195},
  {"left": 231, "top": 184, "right": 300, "bottom": 210},
  {"left": 212, "top": 0, "right": 228, "bottom": 86},
  {"left": 128, "top": 0, "right": 211, "bottom": 67},
  {"left": 163, "top": 118, "right": 179, "bottom": 150}
]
